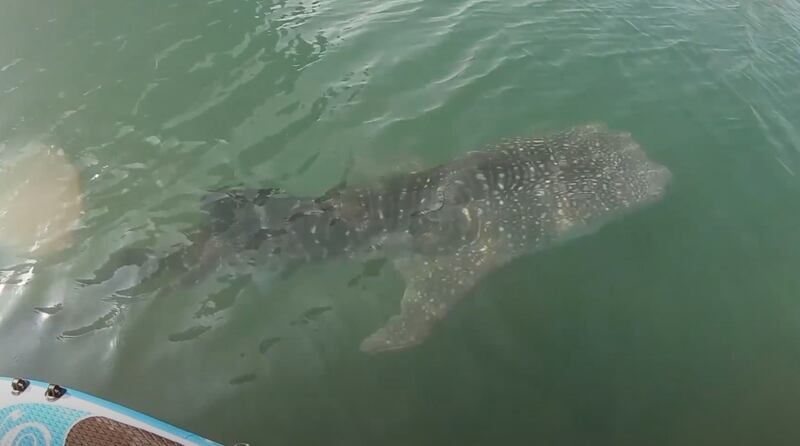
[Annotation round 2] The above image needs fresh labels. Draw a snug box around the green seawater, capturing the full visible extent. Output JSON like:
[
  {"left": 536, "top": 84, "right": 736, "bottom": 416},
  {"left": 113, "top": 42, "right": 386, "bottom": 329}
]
[{"left": 2, "top": 1, "right": 800, "bottom": 444}]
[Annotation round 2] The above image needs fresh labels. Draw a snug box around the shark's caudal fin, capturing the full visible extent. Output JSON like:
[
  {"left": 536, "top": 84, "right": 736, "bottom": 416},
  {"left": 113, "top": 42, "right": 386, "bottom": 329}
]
[{"left": 78, "top": 186, "right": 307, "bottom": 298}]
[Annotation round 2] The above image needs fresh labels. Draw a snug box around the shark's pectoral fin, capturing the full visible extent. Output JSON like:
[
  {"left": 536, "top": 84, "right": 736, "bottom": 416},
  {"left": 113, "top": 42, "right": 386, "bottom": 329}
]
[
  {"left": 359, "top": 311, "right": 429, "bottom": 353},
  {"left": 360, "top": 242, "right": 509, "bottom": 353}
]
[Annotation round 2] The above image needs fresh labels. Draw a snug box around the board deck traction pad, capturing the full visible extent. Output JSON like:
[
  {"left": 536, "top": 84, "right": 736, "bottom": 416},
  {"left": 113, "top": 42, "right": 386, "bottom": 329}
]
[{"left": 0, "top": 377, "right": 222, "bottom": 445}]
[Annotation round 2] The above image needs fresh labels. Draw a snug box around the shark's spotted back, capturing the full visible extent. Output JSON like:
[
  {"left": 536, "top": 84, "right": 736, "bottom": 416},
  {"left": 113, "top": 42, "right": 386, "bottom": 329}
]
[{"left": 350, "top": 124, "right": 670, "bottom": 352}]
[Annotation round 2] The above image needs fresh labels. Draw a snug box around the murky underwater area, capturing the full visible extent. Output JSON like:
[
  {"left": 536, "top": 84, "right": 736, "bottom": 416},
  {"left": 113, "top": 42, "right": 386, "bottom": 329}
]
[{"left": 2, "top": 0, "right": 800, "bottom": 444}]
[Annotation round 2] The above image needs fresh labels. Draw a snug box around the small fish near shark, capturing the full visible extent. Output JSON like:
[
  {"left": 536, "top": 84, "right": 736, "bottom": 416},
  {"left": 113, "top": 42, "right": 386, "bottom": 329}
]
[{"left": 84, "top": 124, "right": 671, "bottom": 353}]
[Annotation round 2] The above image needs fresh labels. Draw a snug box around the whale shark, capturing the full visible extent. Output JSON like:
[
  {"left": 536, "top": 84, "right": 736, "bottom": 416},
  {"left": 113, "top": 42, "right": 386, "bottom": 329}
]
[{"left": 83, "top": 124, "right": 671, "bottom": 353}]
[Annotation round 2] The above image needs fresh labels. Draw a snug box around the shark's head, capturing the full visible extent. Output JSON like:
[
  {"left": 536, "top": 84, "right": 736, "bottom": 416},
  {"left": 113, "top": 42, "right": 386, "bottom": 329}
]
[
  {"left": 550, "top": 127, "right": 671, "bottom": 232},
  {"left": 644, "top": 161, "right": 672, "bottom": 202}
]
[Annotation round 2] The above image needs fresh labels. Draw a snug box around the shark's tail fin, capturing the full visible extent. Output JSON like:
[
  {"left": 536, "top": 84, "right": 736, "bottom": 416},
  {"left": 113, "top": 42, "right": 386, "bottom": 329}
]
[{"left": 78, "top": 186, "right": 320, "bottom": 299}]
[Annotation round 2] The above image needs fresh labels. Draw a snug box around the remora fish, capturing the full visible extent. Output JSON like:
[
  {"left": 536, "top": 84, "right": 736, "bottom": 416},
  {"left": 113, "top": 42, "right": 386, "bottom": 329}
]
[{"left": 86, "top": 124, "right": 671, "bottom": 353}]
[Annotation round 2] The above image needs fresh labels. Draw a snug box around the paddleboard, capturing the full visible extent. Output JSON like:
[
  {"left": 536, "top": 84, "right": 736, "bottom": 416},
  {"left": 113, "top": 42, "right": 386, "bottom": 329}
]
[{"left": 0, "top": 376, "right": 221, "bottom": 445}]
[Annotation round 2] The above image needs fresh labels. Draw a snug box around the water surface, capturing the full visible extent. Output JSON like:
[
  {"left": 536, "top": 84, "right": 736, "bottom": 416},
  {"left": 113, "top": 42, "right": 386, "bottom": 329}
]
[{"left": 2, "top": 0, "right": 800, "bottom": 444}]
